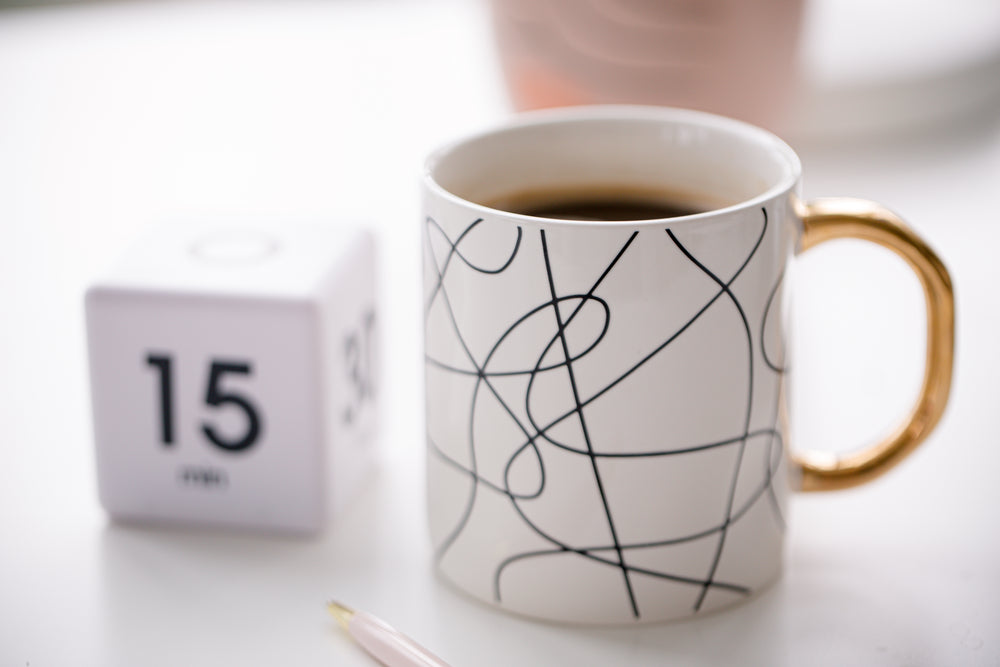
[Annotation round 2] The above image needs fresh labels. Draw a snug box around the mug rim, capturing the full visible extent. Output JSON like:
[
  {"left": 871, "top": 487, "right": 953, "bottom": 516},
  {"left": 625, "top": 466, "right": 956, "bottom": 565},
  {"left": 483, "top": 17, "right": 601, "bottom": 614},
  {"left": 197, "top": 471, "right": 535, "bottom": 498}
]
[{"left": 423, "top": 105, "right": 802, "bottom": 228}]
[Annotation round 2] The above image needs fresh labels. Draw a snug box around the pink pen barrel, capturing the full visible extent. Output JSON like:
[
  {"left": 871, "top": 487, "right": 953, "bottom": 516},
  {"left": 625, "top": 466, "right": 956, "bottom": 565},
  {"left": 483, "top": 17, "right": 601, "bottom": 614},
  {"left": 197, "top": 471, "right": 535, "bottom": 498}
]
[{"left": 348, "top": 611, "right": 450, "bottom": 667}]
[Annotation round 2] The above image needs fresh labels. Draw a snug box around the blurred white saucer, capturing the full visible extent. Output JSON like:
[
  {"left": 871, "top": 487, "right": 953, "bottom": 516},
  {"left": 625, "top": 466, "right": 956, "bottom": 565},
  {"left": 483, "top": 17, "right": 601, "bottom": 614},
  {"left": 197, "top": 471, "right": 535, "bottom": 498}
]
[{"left": 790, "top": 0, "right": 1000, "bottom": 140}]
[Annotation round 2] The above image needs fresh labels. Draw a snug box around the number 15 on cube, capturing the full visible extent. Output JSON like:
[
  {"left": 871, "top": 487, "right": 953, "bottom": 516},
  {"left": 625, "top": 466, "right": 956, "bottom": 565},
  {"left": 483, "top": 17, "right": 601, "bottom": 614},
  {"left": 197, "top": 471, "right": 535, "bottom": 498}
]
[{"left": 146, "top": 355, "right": 262, "bottom": 452}]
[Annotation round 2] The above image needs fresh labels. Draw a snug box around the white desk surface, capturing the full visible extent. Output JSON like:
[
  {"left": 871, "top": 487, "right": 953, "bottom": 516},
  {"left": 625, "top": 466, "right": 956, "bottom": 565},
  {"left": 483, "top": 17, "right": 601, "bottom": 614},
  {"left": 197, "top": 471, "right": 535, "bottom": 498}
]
[{"left": 1, "top": 2, "right": 998, "bottom": 665}]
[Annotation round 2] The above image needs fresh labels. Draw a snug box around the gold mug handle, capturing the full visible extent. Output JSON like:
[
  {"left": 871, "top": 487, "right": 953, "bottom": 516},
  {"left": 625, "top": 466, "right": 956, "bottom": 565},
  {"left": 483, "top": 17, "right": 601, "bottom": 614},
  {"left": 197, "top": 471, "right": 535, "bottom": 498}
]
[{"left": 793, "top": 198, "right": 955, "bottom": 491}]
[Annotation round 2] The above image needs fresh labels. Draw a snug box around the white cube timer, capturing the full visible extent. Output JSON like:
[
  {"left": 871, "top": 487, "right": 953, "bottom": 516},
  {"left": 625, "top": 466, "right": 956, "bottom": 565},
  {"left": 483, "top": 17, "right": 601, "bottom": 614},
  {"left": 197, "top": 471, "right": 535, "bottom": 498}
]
[{"left": 86, "top": 222, "right": 378, "bottom": 534}]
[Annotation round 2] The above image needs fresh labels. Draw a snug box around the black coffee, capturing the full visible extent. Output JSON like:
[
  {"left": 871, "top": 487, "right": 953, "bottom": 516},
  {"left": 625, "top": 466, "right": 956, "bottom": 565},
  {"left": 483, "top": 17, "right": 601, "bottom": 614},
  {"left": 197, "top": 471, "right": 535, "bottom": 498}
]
[{"left": 488, "top": 186, "right": 713, "bottom": 221}]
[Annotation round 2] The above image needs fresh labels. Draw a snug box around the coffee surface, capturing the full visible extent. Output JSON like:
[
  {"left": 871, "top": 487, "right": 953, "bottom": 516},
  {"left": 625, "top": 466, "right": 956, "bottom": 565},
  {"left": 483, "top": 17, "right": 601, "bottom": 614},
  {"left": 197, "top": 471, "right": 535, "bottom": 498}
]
[{"left": 487, "top": 186, "right": 713, "bottom": 221}]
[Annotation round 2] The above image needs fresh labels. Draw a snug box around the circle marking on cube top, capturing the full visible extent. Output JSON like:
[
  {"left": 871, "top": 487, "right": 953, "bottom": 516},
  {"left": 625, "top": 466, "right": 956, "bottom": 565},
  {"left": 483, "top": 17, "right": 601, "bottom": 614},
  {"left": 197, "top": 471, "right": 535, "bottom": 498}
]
[{"left": 189, "top": 229, "right": 281, "bottom": 264}]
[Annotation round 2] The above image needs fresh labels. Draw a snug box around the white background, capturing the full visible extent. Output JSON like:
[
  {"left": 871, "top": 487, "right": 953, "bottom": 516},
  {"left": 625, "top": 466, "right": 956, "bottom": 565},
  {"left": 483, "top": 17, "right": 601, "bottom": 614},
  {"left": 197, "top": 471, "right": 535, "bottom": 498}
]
[{"left": 0, "top": 1, "right": 998, "bottom": 665}]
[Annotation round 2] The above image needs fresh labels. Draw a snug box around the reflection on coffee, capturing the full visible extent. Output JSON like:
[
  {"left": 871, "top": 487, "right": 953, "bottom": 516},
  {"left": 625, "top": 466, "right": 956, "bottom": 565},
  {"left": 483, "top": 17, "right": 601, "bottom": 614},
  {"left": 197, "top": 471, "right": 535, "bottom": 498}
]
[{"left": 487, "top": 186, "right": 716, "bottom": 221}]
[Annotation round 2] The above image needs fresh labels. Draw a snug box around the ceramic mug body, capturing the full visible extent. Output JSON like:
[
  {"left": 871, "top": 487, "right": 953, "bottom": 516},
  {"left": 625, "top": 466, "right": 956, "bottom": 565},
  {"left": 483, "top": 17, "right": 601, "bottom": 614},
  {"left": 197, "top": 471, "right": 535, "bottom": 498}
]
[{"left": 420, "top": 106, "right": 952, "bottom": 624}]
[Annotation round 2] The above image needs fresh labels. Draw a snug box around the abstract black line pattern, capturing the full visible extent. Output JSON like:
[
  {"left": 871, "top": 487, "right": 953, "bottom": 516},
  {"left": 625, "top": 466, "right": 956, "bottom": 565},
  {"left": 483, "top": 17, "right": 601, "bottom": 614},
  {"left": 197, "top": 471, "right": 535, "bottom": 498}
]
[{"left": 423, "top": 207, "right": 788, "bottom": 620}]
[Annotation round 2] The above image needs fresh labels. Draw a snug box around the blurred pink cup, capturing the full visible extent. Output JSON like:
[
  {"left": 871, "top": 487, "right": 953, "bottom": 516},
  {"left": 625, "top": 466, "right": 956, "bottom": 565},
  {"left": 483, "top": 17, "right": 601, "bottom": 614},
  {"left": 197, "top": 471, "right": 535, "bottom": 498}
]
[{"left": 491, "top": 0, "right": 805, "bottom": 132}]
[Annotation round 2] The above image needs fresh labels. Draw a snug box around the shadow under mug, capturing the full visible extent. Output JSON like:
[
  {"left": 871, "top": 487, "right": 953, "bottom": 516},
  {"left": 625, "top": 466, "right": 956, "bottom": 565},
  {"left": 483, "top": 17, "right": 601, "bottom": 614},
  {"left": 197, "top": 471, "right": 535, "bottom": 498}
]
[{"left": 421, "top": 106, "right": 953, "bottom": 624}]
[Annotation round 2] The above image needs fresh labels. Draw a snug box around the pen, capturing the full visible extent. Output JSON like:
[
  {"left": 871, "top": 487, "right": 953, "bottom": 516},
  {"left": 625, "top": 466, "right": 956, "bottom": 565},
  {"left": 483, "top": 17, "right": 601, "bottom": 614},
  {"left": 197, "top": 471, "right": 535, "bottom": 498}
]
[{"left": 327, "top": 601, "right": 452, "bottom": 667}]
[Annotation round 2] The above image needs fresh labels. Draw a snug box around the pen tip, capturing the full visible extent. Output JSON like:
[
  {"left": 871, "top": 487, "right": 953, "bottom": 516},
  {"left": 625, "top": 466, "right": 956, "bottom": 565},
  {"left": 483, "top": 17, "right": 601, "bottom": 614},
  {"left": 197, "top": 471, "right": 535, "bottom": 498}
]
[{"left": 326, "top": 600, "right": 355, "bottom": 631}]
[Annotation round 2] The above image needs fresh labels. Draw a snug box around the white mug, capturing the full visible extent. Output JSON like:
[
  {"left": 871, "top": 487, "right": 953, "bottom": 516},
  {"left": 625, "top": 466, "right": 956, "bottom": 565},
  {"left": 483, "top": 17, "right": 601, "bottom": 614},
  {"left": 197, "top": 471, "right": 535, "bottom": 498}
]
[{"left": 420, "top": 106, "right": 953, "bottom": 624}]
